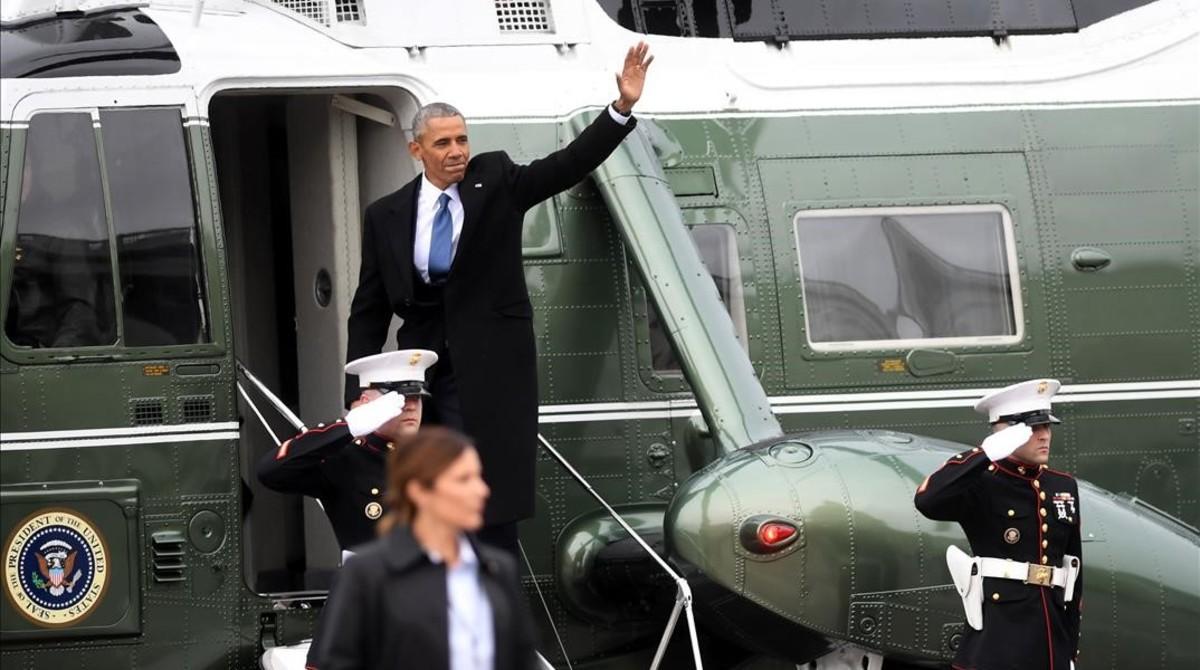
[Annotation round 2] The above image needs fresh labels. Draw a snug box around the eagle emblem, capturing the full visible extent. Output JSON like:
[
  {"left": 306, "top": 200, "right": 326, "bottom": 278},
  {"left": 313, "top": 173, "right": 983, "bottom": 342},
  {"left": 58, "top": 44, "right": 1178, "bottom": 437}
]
[{"left": 34, "top": 540, "right": 82, "bottom": 596}]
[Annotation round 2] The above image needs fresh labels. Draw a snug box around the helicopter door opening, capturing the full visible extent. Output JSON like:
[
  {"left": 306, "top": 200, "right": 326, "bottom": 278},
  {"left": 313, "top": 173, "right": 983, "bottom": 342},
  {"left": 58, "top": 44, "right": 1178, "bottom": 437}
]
[{"left": 209, "top": 88, "right": 417, "bottom": 593}]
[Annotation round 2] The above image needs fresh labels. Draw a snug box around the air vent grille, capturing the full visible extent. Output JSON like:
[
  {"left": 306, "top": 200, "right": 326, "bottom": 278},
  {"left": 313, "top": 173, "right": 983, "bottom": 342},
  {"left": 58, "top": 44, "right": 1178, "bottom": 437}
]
[
  {"left": 334, "top": 0, "right": 361, "bottom": 22},
  {"left": 274, "top": 0, "right": 326, "bottom": 24},
  {"left": 151, "top": 530, "right": 187, "bottom": 583},
  {"left": 267, "top": 0, "right": 363, "bottom": 26},
  {"left": 131, "top": 398, "right": 166, "bottom": 426},
  {"left": 181, "top": 395, "right": 214, "bottom": 423},
  {"left": 496, "top": 0, "right": 554, "bottom": 32}
]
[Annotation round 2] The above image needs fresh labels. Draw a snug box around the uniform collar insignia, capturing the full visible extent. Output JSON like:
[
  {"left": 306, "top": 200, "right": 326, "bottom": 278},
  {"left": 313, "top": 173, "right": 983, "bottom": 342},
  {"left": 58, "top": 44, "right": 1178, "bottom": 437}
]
[{"left": 998, "top": 458, "right": 1041, "bottom": 480}]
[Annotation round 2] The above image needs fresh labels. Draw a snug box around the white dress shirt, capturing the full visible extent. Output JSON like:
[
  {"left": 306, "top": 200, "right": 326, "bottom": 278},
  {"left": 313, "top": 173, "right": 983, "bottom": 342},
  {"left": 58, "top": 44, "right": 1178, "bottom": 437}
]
[
  {"left": 606, "top": 104, "right": 631, "bottom": 126},
  {"left": 427, "top": 536, "right": 495, "bottom": 670},
  {"left": 413, "top": 175, "right": 464, "bottom": 284},
  {"left": 412, "top": 104, "right": 628, "bottom": 284}
]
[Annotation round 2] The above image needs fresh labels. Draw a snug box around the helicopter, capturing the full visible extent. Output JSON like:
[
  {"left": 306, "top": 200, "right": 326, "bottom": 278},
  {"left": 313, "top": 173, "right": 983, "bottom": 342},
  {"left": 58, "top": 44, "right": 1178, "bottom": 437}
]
[{"left": 2, "top": 0, "right": 1197, "bottom": 668}]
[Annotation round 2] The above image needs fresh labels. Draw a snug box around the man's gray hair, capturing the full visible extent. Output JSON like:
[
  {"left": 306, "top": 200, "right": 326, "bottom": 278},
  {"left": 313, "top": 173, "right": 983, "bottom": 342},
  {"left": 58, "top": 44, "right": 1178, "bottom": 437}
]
[{"left": 411, "top": 102, "right": 464, "bottom": 140}]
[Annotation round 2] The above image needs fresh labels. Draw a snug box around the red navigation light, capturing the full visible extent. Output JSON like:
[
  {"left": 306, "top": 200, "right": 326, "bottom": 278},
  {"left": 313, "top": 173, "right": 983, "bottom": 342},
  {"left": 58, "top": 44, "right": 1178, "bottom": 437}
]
[
  {"left": 740, "top": 515, "right": 800, "bottom": 554},
  {"left": 758, "top": 522, "right": 796, "bottom": 547}
]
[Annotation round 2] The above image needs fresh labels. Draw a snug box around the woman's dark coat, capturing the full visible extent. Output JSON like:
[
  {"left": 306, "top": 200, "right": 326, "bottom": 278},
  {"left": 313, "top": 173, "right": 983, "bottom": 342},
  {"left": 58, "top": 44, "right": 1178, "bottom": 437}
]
[{"left": 311, "top": 526, "right": 536, "bottom": 670}]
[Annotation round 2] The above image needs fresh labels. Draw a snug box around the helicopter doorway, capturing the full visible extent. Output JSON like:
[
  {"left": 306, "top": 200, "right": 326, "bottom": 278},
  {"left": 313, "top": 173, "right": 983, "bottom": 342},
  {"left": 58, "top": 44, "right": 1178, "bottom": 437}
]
[{"left": 209, "top": 88, "right": 418, "bottom": 593}]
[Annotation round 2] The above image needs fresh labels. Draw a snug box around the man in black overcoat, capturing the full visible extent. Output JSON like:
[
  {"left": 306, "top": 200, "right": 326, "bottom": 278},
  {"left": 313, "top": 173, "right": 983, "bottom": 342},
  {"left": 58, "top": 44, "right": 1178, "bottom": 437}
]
[
  {"left": 915, "top": 379, "right": 1083, "bottom": 670},
  {"left": 345, "top": 43, "right": 654, "bottom": 553}
]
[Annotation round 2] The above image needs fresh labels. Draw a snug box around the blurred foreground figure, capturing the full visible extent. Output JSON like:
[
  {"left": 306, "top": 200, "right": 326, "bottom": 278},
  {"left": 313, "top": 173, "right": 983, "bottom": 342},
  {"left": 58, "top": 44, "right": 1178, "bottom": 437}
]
[{"left": 314, "top": 427, "right": 536, "bottom": 670}]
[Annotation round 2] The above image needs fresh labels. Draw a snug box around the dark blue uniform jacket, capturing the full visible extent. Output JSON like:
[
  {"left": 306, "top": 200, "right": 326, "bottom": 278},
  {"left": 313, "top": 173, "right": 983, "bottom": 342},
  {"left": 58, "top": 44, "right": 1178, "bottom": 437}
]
[{"left": 256, "top": 420, "right": 390, "bottom": 552}]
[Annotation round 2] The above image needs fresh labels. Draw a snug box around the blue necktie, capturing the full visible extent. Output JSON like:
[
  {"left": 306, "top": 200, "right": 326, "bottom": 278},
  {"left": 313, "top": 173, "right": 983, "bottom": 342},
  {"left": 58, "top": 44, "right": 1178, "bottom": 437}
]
[{"left": 428, "top": 192, "right": 452, "bottom": 283}]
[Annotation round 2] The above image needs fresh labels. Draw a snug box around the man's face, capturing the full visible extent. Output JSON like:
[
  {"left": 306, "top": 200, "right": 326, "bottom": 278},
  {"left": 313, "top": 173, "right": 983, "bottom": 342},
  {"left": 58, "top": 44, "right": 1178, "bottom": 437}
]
[
  {"left": 351, "top": 389, "right": 423, "bottom": 440},
  {"left": 408, "top": 115, "right": 469, "bottom": 189},
  {"left": 1004, "top": 422, "right": 1053, "bottom": 465}
]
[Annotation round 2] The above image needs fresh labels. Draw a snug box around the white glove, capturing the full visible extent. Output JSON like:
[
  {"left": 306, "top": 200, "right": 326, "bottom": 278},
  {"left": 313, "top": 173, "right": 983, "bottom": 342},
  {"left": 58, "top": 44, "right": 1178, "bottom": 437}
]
[
  {"left": 345, "top": 392, "right": 404, "bottom": 438},
  {"left": 980, "top": 423, "right": 1033, "bottom": 462}
]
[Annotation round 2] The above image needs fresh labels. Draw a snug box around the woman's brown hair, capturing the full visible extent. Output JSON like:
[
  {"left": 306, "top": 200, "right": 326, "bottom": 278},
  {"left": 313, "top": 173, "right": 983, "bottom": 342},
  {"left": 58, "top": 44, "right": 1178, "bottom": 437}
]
[{"left": 377, "top": 426, "right": 472, "bottom": 535}]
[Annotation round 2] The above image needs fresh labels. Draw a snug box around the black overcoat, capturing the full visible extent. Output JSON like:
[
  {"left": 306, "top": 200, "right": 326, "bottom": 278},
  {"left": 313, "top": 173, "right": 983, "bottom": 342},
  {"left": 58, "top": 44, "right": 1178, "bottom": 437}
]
[
  {"left": 256, "top": 420, "right": 389, "bottom": 551},
  {"left": 915, "top": 450, "right": 1083, "bottom": 670},
  {"left": 312, "top": 526, "right": 536, "bottom": 670},
  {"left": 345, "top": 110, "right": 637, "bottom": 524}
]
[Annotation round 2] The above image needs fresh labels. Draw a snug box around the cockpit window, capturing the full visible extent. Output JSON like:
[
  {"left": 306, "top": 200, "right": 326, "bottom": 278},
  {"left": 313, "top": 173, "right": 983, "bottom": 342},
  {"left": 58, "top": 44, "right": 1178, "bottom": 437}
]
[
  {"left": 5, "top": 107, "right": 209, "bottom": 351},
  {"left": 100, "top": 109, "right": 209, "bottom": 346},
  {"left": 794, "top": 205, "right": 1022, "bottom": 350},
  {"left": 5, "top": 113, "right": 118, "bottom": 348},
  {"left": 648, "top": 223, "right": 748, "bottom": 371}
]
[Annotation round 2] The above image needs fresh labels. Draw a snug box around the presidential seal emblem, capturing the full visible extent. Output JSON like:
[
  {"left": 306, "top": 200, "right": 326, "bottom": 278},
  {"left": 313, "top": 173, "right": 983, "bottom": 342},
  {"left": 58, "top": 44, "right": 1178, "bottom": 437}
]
[
  {"left": 1003, "top": 527, "right": 1021, "bottom": 544},
  {"left": 364, "top": 502, "right": 383, "bottom": 520},
  {"left": 4, "top": 509, "right": 109, "bottom": 627}
]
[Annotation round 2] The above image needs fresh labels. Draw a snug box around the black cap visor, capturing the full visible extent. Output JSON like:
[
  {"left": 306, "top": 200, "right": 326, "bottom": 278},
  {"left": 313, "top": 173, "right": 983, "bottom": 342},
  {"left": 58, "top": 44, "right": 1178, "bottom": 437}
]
[
  {"left": 1000, "top": 409, "right": 1060, "bottom": 426},
  {"left": 371, "top": 381, "right": 431, "bottom": 398}
]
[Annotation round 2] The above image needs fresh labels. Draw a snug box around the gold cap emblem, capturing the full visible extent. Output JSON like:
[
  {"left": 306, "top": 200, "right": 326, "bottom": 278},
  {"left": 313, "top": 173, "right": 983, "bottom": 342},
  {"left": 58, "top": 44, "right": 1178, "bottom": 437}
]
[
  {"left": 409, "top": 352, "right": 423, "bottom": 367},
  {"left": 1036, "top": 381, "right": 1048, "bottom": 395}
]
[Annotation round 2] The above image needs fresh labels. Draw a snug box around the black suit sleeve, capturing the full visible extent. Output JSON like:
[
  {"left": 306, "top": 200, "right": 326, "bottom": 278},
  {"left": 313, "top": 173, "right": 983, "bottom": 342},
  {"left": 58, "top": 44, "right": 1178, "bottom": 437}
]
[
  {"left": 505, "top": 108, "right": 637, "bottom": 213},
  {"left": 312, "top": 555, "right": 372, "bottom": 670},
  {"left": 345, "top": 205, "right": 394, "bottom": 407},
  {"left": 913, "top": 450, "right": 990, "bottom": 522},
  {"left": 500, "top": 553, "right": 537, "bottom": 669},
  {"left": 1066, "top": 482, "right": 1083, "bottom": 660},
  {"left": 255, "top": 421, "right": 352, "bottom": 498},
  {"left": 474, "top": 544, "right": 537, "bottom": 669}
]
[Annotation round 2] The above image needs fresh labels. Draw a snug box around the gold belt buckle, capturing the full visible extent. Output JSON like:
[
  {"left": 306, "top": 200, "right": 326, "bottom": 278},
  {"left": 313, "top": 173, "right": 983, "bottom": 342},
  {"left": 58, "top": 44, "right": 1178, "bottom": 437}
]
[{"left": 1025, "top": 563, "right": 1053, "bottom": 587}]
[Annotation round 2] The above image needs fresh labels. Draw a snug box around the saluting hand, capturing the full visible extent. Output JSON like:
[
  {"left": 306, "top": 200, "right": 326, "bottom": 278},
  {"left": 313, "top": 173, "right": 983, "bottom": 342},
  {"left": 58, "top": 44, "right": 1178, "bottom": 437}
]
[
  {"left": 345, "top": 391, "right": 405, "bottom": 438},
  {"left": 980, "top": 423, "right": 1033, "bottom": 462},
  {"left": 613, "top": 41, "right": 654, "bottom": 115}
]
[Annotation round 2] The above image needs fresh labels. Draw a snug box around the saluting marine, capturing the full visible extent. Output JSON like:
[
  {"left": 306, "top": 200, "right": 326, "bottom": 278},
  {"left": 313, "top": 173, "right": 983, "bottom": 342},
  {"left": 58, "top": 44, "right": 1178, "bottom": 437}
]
[
  {"left": 257, "top": 349, "right": 437, "bottom": 552},
  {"left": 915, "top": 379, "right": 1083, "bottom": 670}
]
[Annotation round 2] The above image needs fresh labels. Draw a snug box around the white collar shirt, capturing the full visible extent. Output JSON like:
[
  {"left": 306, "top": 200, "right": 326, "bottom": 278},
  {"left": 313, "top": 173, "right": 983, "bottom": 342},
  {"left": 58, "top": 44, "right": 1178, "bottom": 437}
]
[
  {"left": 413, "top": 174, "right": 464, "bottom": 284},
  {"left": 427, "top": 536, "right": 495, "bottom": 670}
]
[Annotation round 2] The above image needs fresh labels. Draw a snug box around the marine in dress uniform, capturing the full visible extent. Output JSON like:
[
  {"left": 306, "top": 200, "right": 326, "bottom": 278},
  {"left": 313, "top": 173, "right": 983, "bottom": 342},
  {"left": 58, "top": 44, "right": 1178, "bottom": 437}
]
[
  {"left": 915, "top": 379, "right": 1083, "bottom": 670},
  {"left": 257, "top": 349, "right": 437, "bottom": 552}
]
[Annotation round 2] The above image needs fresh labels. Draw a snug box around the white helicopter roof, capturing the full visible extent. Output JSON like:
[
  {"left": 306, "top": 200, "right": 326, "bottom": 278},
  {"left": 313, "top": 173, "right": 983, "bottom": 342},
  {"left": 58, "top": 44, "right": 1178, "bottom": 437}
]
[{"left": 0, "top": 0, "right": 1196, "bottom": 122}]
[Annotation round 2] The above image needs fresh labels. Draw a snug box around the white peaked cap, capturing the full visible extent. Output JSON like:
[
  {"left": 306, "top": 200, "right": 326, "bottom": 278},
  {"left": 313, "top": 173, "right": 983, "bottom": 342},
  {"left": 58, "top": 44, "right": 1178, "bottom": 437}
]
[
  {"left": 344, "top": 349, "right": 438, "bottom": 388},
  {"left": 974, "top": 378, "right": 1061, "bottom": 424}
]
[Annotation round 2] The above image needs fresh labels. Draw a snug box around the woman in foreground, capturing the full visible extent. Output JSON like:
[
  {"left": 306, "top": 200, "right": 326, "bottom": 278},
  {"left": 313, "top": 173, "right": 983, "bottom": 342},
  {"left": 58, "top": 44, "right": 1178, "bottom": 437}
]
[{"left": 314, "top": 427, "right": 536, "bottom": 670}]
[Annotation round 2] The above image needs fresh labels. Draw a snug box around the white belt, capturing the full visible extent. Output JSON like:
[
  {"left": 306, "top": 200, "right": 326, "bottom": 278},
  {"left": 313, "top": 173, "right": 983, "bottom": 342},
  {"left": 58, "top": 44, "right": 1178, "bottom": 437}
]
[
  {"left": 946, "top": 547, "right": 1081, "bottom": 631},
  {"left": 979, "top": 557, "right": 1070, "bottom": 589}
]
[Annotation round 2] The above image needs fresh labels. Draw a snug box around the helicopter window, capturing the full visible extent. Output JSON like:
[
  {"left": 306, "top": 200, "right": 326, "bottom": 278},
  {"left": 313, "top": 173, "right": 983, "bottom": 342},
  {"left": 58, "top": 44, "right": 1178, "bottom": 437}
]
[
  {"left": 596, "top": 0, "right": 1155, "bottom": 41},
  {"left": 793, "top": 205, "right": 1021, "bottom": 350},
  {"left": 648, "top": 224, "right": 747, "bottom": 371},
  {"left": 5, "top": 113, "right": 118, "bottom": 348},
  {"left": 100, "top": 109, "right": 209, "bottom": 346}
]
